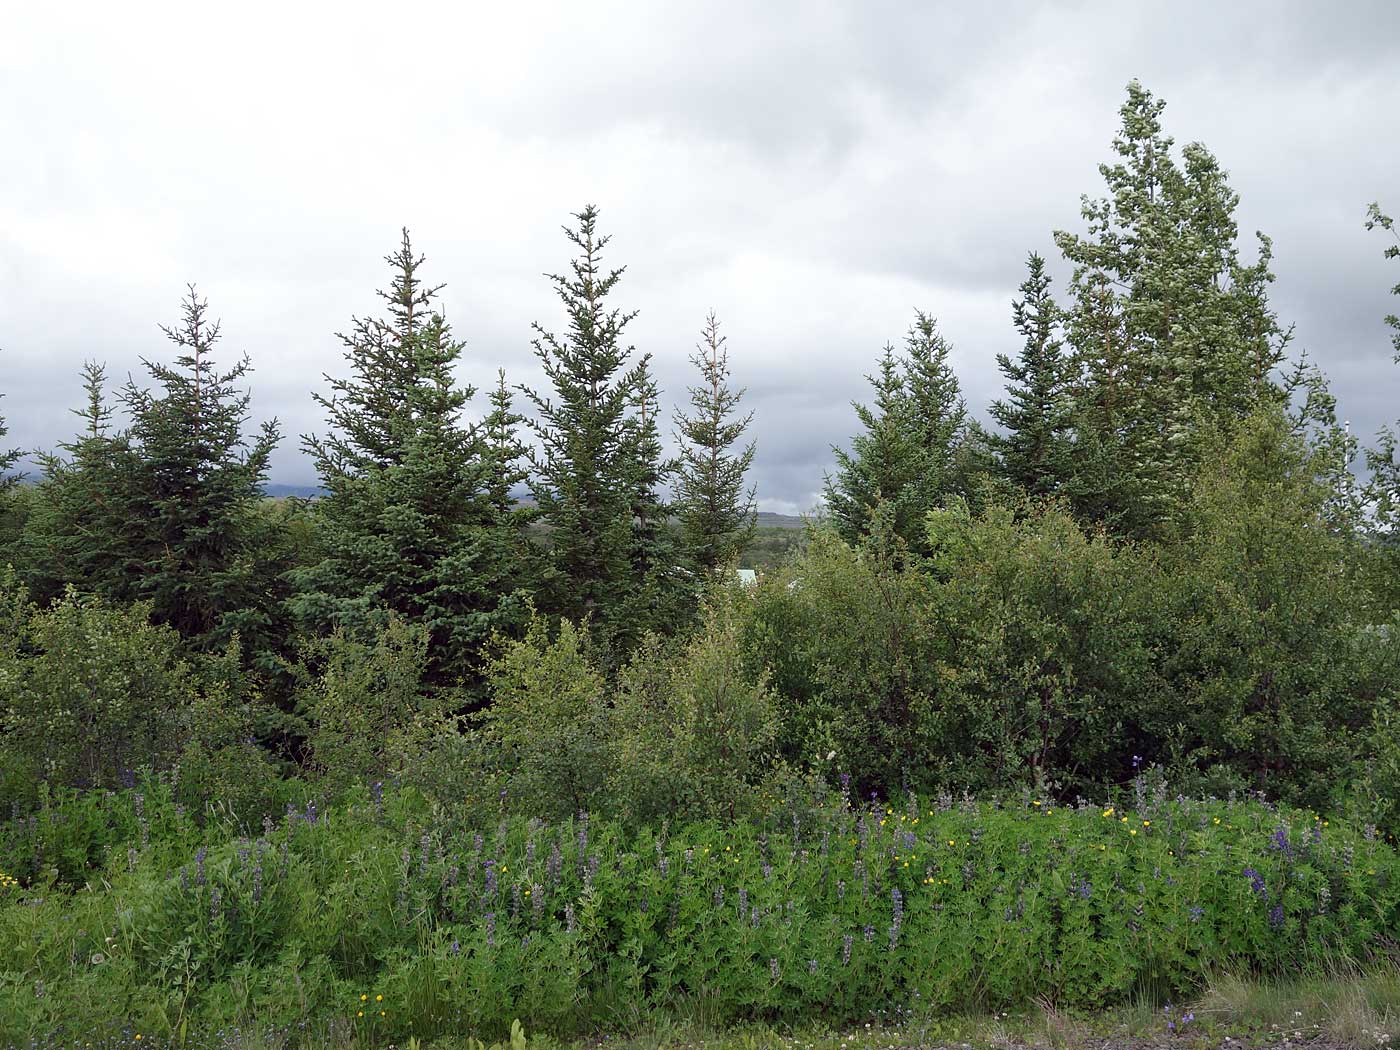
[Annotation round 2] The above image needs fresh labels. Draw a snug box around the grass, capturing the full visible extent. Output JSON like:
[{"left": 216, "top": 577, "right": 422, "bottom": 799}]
[{"left": 11, "top": 967, "right": 1396, "bottom": 1049}]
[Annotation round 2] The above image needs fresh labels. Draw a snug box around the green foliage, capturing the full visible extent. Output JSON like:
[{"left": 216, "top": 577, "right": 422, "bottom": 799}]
[
  {"left": 2, "top": 785, "right": 1397, "bottom": 1044},
  {"left": 523, "top": 206, "right": 684, "bottom": 659},
  {"left": 1053, "top": 81, "right": 1289, "bottom": 538},
  {"left": 927, "top": 497, "right": 1151, "bottom": 794},
  {"left": 739, "top": 520, "right": 943, "bottom": 796},
  {"left": 1364, "top": 203, "right": 1400, "bottom": 611},
  {"left": 989, "top": 253, "right": 1076, "bottom": 497},
  {"left": 610, "top": 593, "right": 777, "bottom": 822},
  {"left": 825, "top": 314, "right": 974, "bottom": 552},
  {"left": 1148, "top": 409, "right": 1398, "bottom": 808},
  {"left": 0, "top": 580, "right": 209, "bottom": 800},
  {"left": 295, "top": 230, "right": 529, "bottom": 688},
  {"left": 673, "top": 313, "right": 758, "bottom": 575},
  {"left": 482, "top": 615, "right": 611, "bottom": 818},
  {"left": 299, "top": 616, "right": 443, "bottom": 795},
  {"left": 17, "top": 294, "right": 286, "bottom": 657}
]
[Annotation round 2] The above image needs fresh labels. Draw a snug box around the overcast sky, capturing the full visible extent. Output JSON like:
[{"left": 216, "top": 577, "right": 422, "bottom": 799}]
[{"left": 3, "top": 1, "right": 1398, "bottom": 513}]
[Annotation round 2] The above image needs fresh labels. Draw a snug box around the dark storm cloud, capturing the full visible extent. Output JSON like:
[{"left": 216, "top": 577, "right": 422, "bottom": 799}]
[{"left": 2, "top": 0, "right": 1398, "bottom": 515}]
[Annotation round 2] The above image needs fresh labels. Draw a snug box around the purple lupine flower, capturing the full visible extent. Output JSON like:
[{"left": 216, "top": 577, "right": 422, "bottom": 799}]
[
  {"left": 839, "top": 772, "right": 851, "bottom": 808},
  {"left": 1269, "top": 904, "right": 1285, "bottom": 929},
  {"left": 304, "top": 801, "right": 317, "bottom": 824},
  {"left": 863, "top": 924, "right": 874, "bottom": 943},
  {"left": 808, "top": 959, "right": 818, "bottom": 975},
  {"left": 484, "top": 860, "right": 498, "bottom": 897},
  {"left": 450, "top": 939, "right": 460, "bottom": 955},
  {"left": 1243, "top": 867, "right": 1268, "bottom": 898},
  {"left": 738, "top": 887, "right": 748, "bottom": 918},
  {"left": 210, "top": 886, "right": 223, "bottom": 923},
  {"left": 1189, "top": 905, "right": 1204, "bottom": 923},
  {"left": 841, "top": 934, "right": 853, "bottom": 965},
  {"left": 837, "top": 880, "right": 846, "bottom": 901},
  {"left": 565, "top": 903, "right": 576, "bottom": 933},
  {"left": 485, "top": 912, "right": 497, "bottom": 948},
  {"left": 547, "top": 841, "right": 563, "bottom": 886},
  {"left": 1270, "top": 828, "right": 1294, "bottom": 862},
  {"left": 769, "top": 957, "right": 780, "bottom": 981},
  {"left": 888, "top": 887, "right": 904, "bottom": 949},
  {"left": 252, "top": 842, "right": 264, "bottom": 905}
]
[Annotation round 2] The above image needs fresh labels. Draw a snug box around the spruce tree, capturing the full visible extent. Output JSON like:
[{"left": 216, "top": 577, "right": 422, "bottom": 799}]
[
  {"left": 123, "top": 288, "right": 282, "bottom": 648},
  {"left": 29, "top": 291, "right": 284, "bottom": 651},
  {"left": 294, "top": 230, "right": 524, "bottom": 686},
  {"left": 825, "top": 313, "right": 973, "bottom": 550},
  {"left": 990, "top": 254, "right": 1076, "bottom": 497},
  {"left": 673, "top": 312, "right": 757, "bottom": 574},
  {"left": 522, "top": 205, "right": 658, "bottom": 653},
  {"left": 614, "top": 352, "right": 688, "bottom": 643},
  {"left": 19, "top": 363, "right": 132, "bottom": 602},
  {"left": 824, "top": 346, "right": 921, "bottom": 546},
  {"left": 1053, "top": 81, "right": 1289, "bottom": 538},
  {"left": 902, "top": 311, "right": 971, "bottom": 509}
]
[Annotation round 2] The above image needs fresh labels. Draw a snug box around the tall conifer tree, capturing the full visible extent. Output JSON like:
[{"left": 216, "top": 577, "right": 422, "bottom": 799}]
[
  {"left": 125, "top": 290, "right": 282, "bottom": 649},
  {"left": 20, "top": 363, "right": 131, "bottom": 602},
  {"left": 990, "top": 254, "right": 1076, "bottom": 497},
  {"left": 673, "top": 312, "right": 757, "bottom": 574},
  {"left": 522, "top": 205, "right": 651, "bottom": 652},
  {"left": 824, "top": 346, "right": 921, "bottom": 546},
  {"left": 826, "top": 313, "right": 972, "bottom": 550},
  {"left": 294, "top": 231, "right": 525, "bottom": 685},
  {"left": 1053, "top": 81, "right": 1289, "bottom": 537},
  {"left": 29, "top": 291, "right": 284, "bottom": 651}
]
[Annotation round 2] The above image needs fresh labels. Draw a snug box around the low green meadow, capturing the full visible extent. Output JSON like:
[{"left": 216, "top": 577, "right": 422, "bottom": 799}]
[{"left": 2, "top": 778, "right": 1396, "bottom": 1047}]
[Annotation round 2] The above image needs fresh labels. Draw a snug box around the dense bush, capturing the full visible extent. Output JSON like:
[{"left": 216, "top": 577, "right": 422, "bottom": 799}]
[
  {"left": 0, "top": 579, "right": 276, "bottom": 815},
  {"left": 1, "top": 783, "right": 1396, "bottom": 1044},
  {"left": 726, "top": 411, "right": 1400, "bottom": 825}
]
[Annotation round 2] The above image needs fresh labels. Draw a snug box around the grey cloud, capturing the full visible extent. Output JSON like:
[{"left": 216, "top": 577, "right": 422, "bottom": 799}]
[{"left": 2, "top": 0, "right": 1399, "bottom": 511}]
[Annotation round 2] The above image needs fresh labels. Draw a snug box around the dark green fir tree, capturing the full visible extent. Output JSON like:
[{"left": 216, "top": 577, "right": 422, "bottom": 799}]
[
  {"left": 990, "top": 254, "right": 1076, "bottom": 497},
  {"left": 521, "top": 205, "right": 660, "bottom": 655},
  {"left": 824, "top": 345, "right": 921, "bottom": 546},
  {"left": 293, "top": 230, "right": 527, "bottom": 687},
  {"left": 673, "top": 312, "right": 757, "bottom": 574}
]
